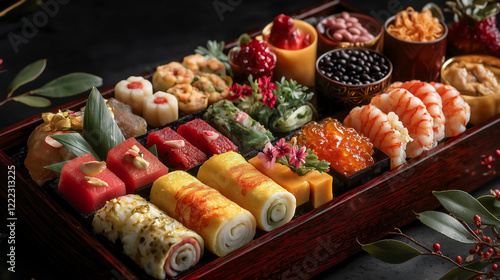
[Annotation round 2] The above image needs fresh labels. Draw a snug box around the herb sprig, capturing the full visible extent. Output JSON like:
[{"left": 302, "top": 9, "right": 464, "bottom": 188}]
[{"left": 195, "top": 40, "right": 232, "bottom": 76}]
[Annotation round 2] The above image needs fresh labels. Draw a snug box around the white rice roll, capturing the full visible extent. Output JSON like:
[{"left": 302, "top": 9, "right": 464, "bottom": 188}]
[
  {"left": 197, "top": 151, "right": 296, "bottom": 232},
  {"left": 92, "top": 194, "right": 204, "bottom": 279},
  {"left": 114, "top": 76, "right": 153, "bottom": 115},
  {"left": 151, "top": 171, "right": 257, "bottom": 257},
  {"left": 143, "top": 91, "right": 179, "bottom": 127}
]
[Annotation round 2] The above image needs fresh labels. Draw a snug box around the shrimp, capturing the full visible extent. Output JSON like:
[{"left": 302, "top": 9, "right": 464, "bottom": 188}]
[
  {"left": 152, "top": 62, "right": 194, "bottom": 92},
  {"left": 370, "top": 88, "right": 435, "bottom": 158},
  {"left": 182, "top": 54, "right": 226, "bottom": 77},
  {"left": 430, "top": 82, "right": 471, "bottom": 137},
  {"left": 167, "top": 83, "right": 209, "bottom": 114},
  {"left": 388, "top": 80, "right": 445, "bottom": 142},
  {"left": 344, "top": 104, "right": 412, "bottom": 168},
  {"left": 192, "top": 73, "right": 232, "bottom": 104}
]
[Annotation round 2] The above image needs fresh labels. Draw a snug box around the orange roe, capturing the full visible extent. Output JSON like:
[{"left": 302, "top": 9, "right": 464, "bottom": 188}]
[{"left": 296, "top": 117, "right": 374, "bottom": 176}]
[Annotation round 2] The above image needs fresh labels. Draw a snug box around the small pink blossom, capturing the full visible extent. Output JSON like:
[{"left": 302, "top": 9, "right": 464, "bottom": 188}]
[
  {"left": 228, "top": 83, "right": 252, "bottom": 101},
  {"left": 262, "top": 92, "right": 277, "bottom": 108},
  {"left": 258, "top": 76, "right": 277, "bottom": 92},
  {"left": 258, "top": 76, "right": 277, "bottom": 108},
  {"left": 289, "top": 146, "right": 308, "bottom": 168},
  {"left": 257, "top": 142, "right": 277, "bottom": 169},
  {"left": 274, "top": 138, "right": 291, "bottom": 158}
]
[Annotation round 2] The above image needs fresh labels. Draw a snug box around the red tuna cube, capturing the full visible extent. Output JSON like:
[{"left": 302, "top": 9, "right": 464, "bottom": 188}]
[
  {"left": 107, "top": 137, "right": 169, "bottom": 193},
  {"left": 58, "top": 153, "right": 126, "bottom": 215},
  {"left": 177, "top": 118, "right": 237, "bottom": 156},
  {"left": 146, "top": 127, "right": 207, "bottom": 170}
]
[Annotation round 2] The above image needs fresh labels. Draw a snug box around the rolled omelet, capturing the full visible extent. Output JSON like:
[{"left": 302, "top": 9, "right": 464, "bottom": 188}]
[
  {"left": 92, "top": 194, "right": 204, "bottom": 280},
  {"left": 150, "top": 171, "right": 256, "bottom": 257},
  {"left": 197, "top": 151, "right": 296, "bottom": 231}
]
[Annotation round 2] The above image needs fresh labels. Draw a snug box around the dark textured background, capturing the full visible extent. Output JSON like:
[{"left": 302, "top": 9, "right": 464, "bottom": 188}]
[
  {"left": 3, "top": 0, "right": 499, "bottom": 279},
  {"left": 0, "top": 0, "right": 448, "bottom": 129}
]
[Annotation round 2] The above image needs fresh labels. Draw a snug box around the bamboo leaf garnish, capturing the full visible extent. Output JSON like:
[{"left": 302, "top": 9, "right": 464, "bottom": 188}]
[
  {"left": 12, "top": 95, "right": 51, "bottom": 107},
  {"left": 33, "top": 73, "right": 103, "bottom": 98},
  {"left": 44, "top": 160, "right": 70, "bottom": 173},
  {"left": 148, "top": 144, "right": 158, "bottom": 157},
  {"left": 7, "top": 59, "right": 46, "bottom": 97},
  {"left": 50, "top": 133, "right": 100, "bottom": 160},
  {"left": 83, "top": 87, "right": 125, "bottom": 161}
]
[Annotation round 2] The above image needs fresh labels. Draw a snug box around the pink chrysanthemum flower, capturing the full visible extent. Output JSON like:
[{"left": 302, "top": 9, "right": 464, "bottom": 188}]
[
  {"left": 289, "top": 145, "right": 308, "bottom": 168},
  {"left": 274, "top": 138, "right": 291, "bottom": 158},
  {"left": 257, "top": 142, "right": 277, "bottom": 169}
]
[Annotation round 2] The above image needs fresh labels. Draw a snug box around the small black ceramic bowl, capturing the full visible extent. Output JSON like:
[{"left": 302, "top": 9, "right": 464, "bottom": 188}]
[{"left": 315, "top": 47, "right": 392, "bottom": 110}]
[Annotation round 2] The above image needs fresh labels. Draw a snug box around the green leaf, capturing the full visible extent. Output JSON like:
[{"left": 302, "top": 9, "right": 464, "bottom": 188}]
[
  {"left": 433, "top": 190, "right": 500, "bottom": 227},
  {"left": 33, "top": 73, "right": 103, "bottom": 98},
  {"left": 417, "top": 211, "right": 477, "bottom": 243},
  {"left": 148, "top": 144, "right": 158, "bottom": 157},
  {"left": 7, "top": 59, "right": 46, "bottom": 93},
  {"left": 360, "top": 239, "right": 422, "bottom": 264},
  {"left": 50, "top": 133, "right": 99, "bottom": 160},
  {"left": 195, "top": 40, "right": 232, "bottom": 76},
  {"left": 439, "top": 260, "right": 489, "bottom": 280},
  {"left": 44, "top": 160, "right": 70, "bottom": 173},
  {"left": 12, "top": 95, "right": 51, "bottom": 107},
  {"left": 83, "top": 87, "right": 125, "bottom": 161},
  {"left": 477, "top": 195, "right": 500, "bottom": 216},
  {"left": 423, "top": 2, "right": 445, "bottom": 22}
]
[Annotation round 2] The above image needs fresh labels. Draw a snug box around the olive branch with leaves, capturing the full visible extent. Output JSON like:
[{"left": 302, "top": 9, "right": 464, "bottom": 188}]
[
  {"left": 0, "top": 59, "right": 102, "bottom": 107},
  {"left": 361, "top": 170, "right": 500, "bottom": 280}
]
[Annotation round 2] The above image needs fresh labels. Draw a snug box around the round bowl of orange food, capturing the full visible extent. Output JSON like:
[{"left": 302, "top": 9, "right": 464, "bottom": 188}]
[
  {"left": 262, "top": 14, "right": 318, "bottom": 87},
  {"left": 316, "top": 12, "right": 383, "bottom": 53},
  {"left": 383, "top": 7, "right": 448, "bottom": 82}
]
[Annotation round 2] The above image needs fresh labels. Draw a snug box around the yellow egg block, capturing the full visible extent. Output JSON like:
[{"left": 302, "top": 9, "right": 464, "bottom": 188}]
[
  {"left": 304, "top": 170, "right": 333, "bottom": 208},
  {"left": 249, "top": 156, "right": 333, "bottom": 208}
]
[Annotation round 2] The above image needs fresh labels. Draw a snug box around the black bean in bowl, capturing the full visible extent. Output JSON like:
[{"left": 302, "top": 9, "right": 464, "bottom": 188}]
[
  {"left": 315, "top": 47, "right": 392, "bottom": 111},
  {"left": 318, "top": 48, "right": 390, "bottom": 85}
]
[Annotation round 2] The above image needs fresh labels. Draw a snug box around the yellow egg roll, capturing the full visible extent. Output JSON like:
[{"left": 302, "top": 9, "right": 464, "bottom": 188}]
[
  {"left": 197, "top": 152, "right": 296, "bottom": 231},
  {"left": 150, "top": 171, "right": 256, "bottom": 257}
]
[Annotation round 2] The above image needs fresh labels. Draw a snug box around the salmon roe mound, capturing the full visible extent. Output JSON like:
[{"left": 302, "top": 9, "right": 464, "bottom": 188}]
[{"left": 296, "top": 117, "right": 374, "bottom": 176}]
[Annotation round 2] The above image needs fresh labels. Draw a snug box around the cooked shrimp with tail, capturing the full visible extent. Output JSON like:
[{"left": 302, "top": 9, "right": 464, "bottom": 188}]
[
  {"left": 370, "top": 88, "right": 435, "bottom": 158},
  {"left": 344, "top": 104, "right": 412, "bottom": 168},
  {"left": 430, "top": 82, "right": 470, "bottom": 137},
  {"left": 388, "top": 80, "right": 445, "bottom": 142}
]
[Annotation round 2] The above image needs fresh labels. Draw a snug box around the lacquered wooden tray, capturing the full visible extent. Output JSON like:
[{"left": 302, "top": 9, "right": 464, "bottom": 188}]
[{"left": 1, "top": 1, "right": 500, "bottom": 279}]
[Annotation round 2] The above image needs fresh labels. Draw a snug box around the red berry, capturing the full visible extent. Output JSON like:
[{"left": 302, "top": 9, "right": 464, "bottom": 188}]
[
  {"left": 470, "top": 248, "right": 478, "bottom": 254},
  {"left": 493, "top": 264, "right": 499, "bottom": 271},
  {"left": 483, "top": 236, "right": 492, "bottom": 243},
  {"left": 488, "top": 248, "right": 493, "bottom": 253},
  {"left": 230, "top": 39, "right": 276, "bottom": 81},
  {"left": 474, "top": 215, "right": 481, "bottom": 222},
  {"left": 269, "top": 14, "right": 310, "bottom": 50},
  {"left": 484, "top": 252, "right": 491, "bottom": 258},
  {"left": 456, "top": 256, "right": 462, "bottom": 263},
  {"left": 433, "top": 243, "right": 441, "bottom": 252}
]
